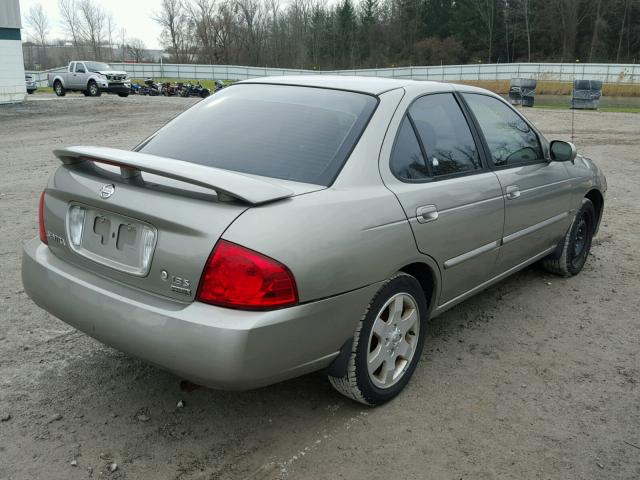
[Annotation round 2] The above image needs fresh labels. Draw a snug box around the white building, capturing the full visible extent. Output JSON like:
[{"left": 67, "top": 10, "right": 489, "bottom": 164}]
[{"left": 0, "top": 0, "right": 26, "bottom": 104}]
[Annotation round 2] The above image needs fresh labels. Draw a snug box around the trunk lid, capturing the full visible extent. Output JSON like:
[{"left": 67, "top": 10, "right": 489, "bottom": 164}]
[{"left": 42, "top": 147, "right": 323, "bottom": 302}]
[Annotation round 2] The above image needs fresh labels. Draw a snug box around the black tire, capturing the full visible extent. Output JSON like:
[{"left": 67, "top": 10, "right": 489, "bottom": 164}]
[
  {"left": 87, "top": 81, "right": 101, "bottom": 97},
  {"left": 83, "top": 90, "right": 90, "bottom": 96},
  {"left": 53, "top": 80, "right": 66, "bottom": 97},
  {"left": 27, "top": 90, "right": 34, "bottom": 94},
  {"left": 542, "top": 198, "right": 596, "bottom": 277},
  {"left": 329, "top": 273, "right": 428, "bottom": 406},
  {"left": 117, "top": 93, "right": 129, "bottom": 97}
]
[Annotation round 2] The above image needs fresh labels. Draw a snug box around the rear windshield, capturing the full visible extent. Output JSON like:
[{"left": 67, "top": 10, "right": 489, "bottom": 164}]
[{"left": 138, "top": 84, "right": 377, "bottom": 186}]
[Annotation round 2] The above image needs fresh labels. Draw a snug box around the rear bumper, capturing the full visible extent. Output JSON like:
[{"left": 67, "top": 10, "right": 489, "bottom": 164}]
[{"left": 22, "top": 239, "right": 378, "bottom": 389}]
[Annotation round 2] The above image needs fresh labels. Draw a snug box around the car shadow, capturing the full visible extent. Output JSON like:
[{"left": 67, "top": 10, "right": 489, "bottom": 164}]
[{"left": 21, "top": 264, "right": 558, "bottom": 476}]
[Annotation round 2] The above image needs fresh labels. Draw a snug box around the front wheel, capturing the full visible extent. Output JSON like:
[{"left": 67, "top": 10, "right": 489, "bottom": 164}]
[
  {"left": 87, "top": 81, "right": 101, "bottom": 97},
  {"left": 542, "top": 198, "right": 596, "bottom": 276},
  {"left": 329, "top": 273, "right": 428, "bottom": 406}
]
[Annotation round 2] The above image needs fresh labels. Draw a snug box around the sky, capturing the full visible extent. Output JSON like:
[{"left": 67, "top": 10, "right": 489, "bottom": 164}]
[{"left": 20, "top": 0, "right": 164, "bottom": 49}]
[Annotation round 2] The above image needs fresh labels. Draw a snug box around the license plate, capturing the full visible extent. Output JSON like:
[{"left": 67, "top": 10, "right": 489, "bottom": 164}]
[{"left": 67, "top": 205, "right": 157, "bottom": 276}]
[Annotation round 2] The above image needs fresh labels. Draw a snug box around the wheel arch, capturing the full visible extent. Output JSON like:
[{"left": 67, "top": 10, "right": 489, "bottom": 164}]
[
  {"left": 326, "top": 260, "right": 439, "bottom": 379},
  {"left": 585, "top": 188, "right": 604, "bottom": 234},
  {"left": 398, "top": 261, "right": 438, "bottom": 314}
]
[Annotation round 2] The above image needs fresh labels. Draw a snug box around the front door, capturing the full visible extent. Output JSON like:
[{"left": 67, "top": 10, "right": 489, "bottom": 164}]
[
  {"left": 72, "top": 62, "right": 87, "bottom": 89},
  {"left": 381, "top": 92, "right": 505, "bottom": 305},
  {"left": 460, "top": 93, "right": 574, "bottom": 271}
]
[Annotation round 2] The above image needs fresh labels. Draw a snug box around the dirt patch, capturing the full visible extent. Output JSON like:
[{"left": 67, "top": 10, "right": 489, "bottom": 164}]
[{"left": 0, "top": 95, "right": 639, "bottom": 480}]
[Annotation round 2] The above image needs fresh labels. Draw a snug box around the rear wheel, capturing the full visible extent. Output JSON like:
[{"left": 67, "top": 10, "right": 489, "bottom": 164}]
[
  {"left": 542, "top": 198, "right": 595, "bottom": 276},
  {"left": 54, "top": 80, "right": 65, "bottom": 97},
  {"left": 87, "top": 81, "right": 101, "bottom": 97},
  {"left": 329, "top": 273, "right": 428, "bottom": 406},
  {"left": 117, "top": 93, "right": 129, "bottom": 98}
]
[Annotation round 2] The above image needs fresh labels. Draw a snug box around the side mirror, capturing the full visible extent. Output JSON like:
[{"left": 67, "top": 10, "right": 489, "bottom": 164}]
[{"left": 549, "top": 140, "right": 577, "bottom": 162}]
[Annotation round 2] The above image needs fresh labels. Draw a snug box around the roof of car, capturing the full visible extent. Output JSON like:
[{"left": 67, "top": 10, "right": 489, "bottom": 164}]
[{"left": 238, "top": 75, "right": 452, "bottom": 95}]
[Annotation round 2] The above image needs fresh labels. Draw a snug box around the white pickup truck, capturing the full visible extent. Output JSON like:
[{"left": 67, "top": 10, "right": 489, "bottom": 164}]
[{"left": 48, "top": 61, "right": 131, "bottom": 97}]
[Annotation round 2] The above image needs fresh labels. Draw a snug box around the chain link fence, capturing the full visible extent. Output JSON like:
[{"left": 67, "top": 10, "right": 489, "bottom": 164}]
[{"left": 26, "top": 62, "right": 640, "bottom": 88}]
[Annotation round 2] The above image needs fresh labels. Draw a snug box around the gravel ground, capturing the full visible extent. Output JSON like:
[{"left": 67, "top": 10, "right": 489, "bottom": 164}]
[{"left": 0, "top": 93, "right": 638, "bottom": 480}]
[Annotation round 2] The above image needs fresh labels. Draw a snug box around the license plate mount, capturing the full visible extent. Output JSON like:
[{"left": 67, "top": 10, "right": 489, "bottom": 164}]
[{"left": 67, "top": 204, "right": 157, "bottom": 276}]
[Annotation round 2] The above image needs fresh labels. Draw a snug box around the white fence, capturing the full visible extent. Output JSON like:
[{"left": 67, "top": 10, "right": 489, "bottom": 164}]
[{"left": 27, "top": 62, "right": 640, "bottom": 87}]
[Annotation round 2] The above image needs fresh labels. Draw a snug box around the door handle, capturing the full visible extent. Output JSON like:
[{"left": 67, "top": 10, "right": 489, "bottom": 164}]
[
  {"left": 505, "top": 185, "right": 521, "bottom": 199},
  {"left": 416, "top": 205, "right": 438, "bottom": 223}
]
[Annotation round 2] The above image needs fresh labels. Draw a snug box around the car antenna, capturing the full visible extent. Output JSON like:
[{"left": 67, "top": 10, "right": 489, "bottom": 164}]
[{"left": 571, "top": 88, "right": 576, "bottom": 143}]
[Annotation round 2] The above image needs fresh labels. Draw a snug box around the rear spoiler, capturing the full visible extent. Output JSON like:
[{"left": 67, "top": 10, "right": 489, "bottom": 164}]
[{"left": 53, "top": 146, "right": 294, "bottom": 205}]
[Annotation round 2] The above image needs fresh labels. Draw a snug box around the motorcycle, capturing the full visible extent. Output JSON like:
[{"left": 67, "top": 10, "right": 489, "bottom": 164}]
[
  {"left": 177, "top": 82, "right": 210, "bottom": 98},
  {"left": 140, "top": 77, "right": 160, "bottom": 96},
  {"left": 161, "top": 82, "right": 177, "bottom": 96}
]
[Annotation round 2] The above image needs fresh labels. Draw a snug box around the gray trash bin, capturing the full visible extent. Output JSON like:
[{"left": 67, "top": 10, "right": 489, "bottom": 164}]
[
  {"left": 509, "top": 78, "right": 537, "bottom": 107},
  {"left": 571, "top": 80, "right": 603, "bottom": 109}
]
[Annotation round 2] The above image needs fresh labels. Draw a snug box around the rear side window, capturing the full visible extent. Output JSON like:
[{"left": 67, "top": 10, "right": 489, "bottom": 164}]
[
  {"left": 462, "top": 93, "right": 543, "bottom": 167},
  {"left": 138, "top": 84, "right": 377, "bottom": 186},
  {"left": 390, "top": 117, "right": 428, "bottom": 181},
  {"left": 390, "top": 93, "right": 481, "bottom": 181},
  {"left": 409, "top": 93, "right": 481, "bottom": 176}
]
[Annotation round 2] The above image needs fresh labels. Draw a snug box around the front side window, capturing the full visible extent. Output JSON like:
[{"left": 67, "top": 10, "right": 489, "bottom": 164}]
[
  {"left": 75, "top": 63, "right": 86, "bottom": 73},
  {"left": 463, "top": 93, "right": 543, "bottom": 167},
  {"left": 409, "top": 93, "right": 481, "bottom": 176}
]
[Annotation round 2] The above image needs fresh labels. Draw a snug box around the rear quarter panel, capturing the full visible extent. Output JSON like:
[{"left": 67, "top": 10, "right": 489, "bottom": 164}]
[
  {"left": 221, "top": 88, "right": 439, "bottom": 303},
  {"left": 222, "top": 185, "right": 421, "bottom": 302}
]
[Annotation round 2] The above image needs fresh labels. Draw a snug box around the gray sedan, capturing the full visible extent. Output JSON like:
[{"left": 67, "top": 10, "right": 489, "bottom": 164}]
[{"left": 22, "top": 76, "right": 606, "bottom": 405}]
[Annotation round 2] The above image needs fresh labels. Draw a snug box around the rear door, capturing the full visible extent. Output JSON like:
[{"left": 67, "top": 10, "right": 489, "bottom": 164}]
[
  {"left": 380, "top": 91, "right": 505, "bottom": 305},
  {"left": 460, "top": 93, "right": 574, "bottom": 271}
]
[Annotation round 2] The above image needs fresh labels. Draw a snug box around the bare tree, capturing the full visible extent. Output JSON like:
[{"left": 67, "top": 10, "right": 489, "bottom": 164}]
[
  {"left": 616, "top": 0, "right": 631, "bottom": 62},
  {"left": 119, "top": 27, "right": 127, "bottom": 62},
  {"left": 126, "top": 38, "right": 147, "bottom": 62},
  {"left": 25, "top": 4, "right": 50, "bottom": 46},
  {"left": 188, "top": 0, "right": 221, "bottom": 64},
  {"left": 106, "top": 13, "right": 117, "bottom": 60},
  {"left": 470, "top": 0, "right": 496, "bottom": 62},
  {"left": 59, "top": 0, "right": 82, "bottom": 56},
  {"left": 237, "top": 0, "right": 268, "bottom": 65},
  {"left": 154, "top": 0, "right": 192, "bottom": 62},
  {"left": 522, "top": 0, "right": 531, "bottom": 62},
  {"left": 77, "top": 0, "right": 107, "bottom": 60}
]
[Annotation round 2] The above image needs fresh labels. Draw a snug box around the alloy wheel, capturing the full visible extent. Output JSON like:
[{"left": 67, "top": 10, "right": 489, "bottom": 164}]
[{"left": 367, "top": 293, "right": 420, "bottom": 389}]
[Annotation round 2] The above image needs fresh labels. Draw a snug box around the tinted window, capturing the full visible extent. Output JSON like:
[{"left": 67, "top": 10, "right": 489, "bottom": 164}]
[
  {"left": 409, "top": 93, "right": 481, "bottom": 176},
  {"left": 75, "top": 63, "right": 85, "bottom": 73},
  {"left": 139, "top": 84, "right": 377, "bottom": 186},
  {"left": 390, "top": 117, "right": 428, "bottom": 181},
  {"left": 463, "top": 93, "right": 543, "bottom": 167}
]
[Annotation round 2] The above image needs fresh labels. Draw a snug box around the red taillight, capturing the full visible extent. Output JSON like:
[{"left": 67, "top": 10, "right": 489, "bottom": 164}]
[
  {"left": 38, "top": 191, "right": 48, "bottom": 244},
  {"left": 197, "top": 240, "right": 298, "bottom": 310}
]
